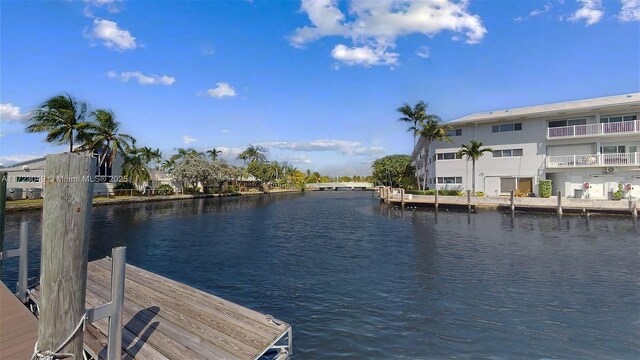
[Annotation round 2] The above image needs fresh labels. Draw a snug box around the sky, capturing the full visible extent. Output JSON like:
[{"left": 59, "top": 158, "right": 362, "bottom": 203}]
[{"left": 1, "top": 0, "right": 639, "bottom": 175}]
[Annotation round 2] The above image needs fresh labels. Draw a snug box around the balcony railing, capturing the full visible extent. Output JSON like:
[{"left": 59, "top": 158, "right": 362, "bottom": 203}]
[
  {"left": 546, "top": 152, "right": 640, "bottom": 168},
  {"left": 547, "top": 120, "right": 640, "bottom": 139}
]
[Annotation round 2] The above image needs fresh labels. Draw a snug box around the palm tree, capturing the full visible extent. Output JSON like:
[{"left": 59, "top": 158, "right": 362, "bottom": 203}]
[
  {"left": 458, "top": 140, "right": 493, "bottom": 195},
  {"left": 397, "top": 101, "right": 428, "bottom": 147},
  {"left": 238, "top": 145, "right": 268, "bottom": 164},
  {"left": 26, "top": 94, "right": 92, "bottom": 152},
  {"left": 206, "top": 148, "right": 222, "bottom": 161},
  {"left": 418, "top": 117, "right": 453, "bottom": 189},
  {"left": 83, "top": 109, "right": 136, "bottom": 169},
  {"left": 161, "top": 158, "right": 176, "bottom": 173},
  {"left": 170, "top": 148, "right": 203, "bottom": 162},
  {"left": 138, "top": 146, "right": 162, "bottom": 164},
  {"left": 122, "top": 148, "right": 151, "bottom": 187}
]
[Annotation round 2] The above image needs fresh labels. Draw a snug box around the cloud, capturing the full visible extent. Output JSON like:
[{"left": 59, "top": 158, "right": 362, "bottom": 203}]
[
  {"left": 83, "top": 0, "right": 121, "bottom": 17},
  {"left": 260, "top": 139, "right": 384, "bottom": 156},
  {"left": 619, "top": 0, "right": 640, "bottom": 21},
  {"left": 220, "top": 129, "right": 231, "bottom": 134},
  {"left": 87, "top": 19, "right": 137, "bottom": 51},
  {"left": 331, "top": 44, "right": 399, "bottom": 66},
  {"left": 416, "top": 46, "right": 430, "bottom": 58},
  {"left": 284, "top": 154, "right": 312, "bottom": 164},
  {"left": 290, "top": 0, "right": 487, "bottom": 67},
  {"left": 205, "top": 82, "right": 237, "bottom": 98},
  {"left": 107, "top": 71, "right": 175, "bottom": 85},
  {"left": 0, "top": 154, "right": 42, "bottom": 167},
  {"left": 515, "top": 2, "right": 552, "bottom": 20},
  {"left": 183, "top": 135, "right": 197, "bottom": 145},
  {"left": 569, "top": 0, "right": 604, "bottom": 25},
  {"left": 0, "top": 103, "right": 29, "bottom": 122}
]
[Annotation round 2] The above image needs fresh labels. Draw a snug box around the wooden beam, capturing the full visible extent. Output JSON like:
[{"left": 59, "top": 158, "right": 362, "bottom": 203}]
[{"left": 37, "top": 154, "right": 96, "bottom": 359}]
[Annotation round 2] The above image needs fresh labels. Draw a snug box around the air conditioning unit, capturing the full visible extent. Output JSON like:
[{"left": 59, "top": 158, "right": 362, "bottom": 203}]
[{"left": 605, "top": 167, "right": 615, "bottom": 174}]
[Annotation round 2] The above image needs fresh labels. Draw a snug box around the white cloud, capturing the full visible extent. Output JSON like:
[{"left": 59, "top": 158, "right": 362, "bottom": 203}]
[
  {"left": 515, "top": 2, "right": 552, "bottom": 20},
  {"left": 331, "top": 44, "right": 399, "bottom": 66},
  {"left": 284, "top": 154, "right": 312, "bottom": 164},
  {"left": 260, "top": 139, "right": 384, "bottom": 156},
  {"left": 87, "top": 19, "right": 137, "bottom": 51},
  {"left": 619, "top": 0, "right": 640, "bottom": 21},
  {"left": 0, "top": 154, "right": 42, "bottom": 167},
  {"left": 83, "top": 0, "right": 121, "bottom": 17},
  {"left": 569, "top": 0, "right": 604, "bottom": 25},
  {"left": 220, "top": 129, "right": 231, "bottom": 134},
  {"left": 107, "top": 71, "right": 175, "bottom": 85},
  {"left": 183, "top": 135, "right": 197, "bottom": 145},
  {"left": 290, "top": 0, "right": 487, "bottom": 66},
  {"left": 416, "top": 46, "right": 430, "bottom": 58},
  {"left": 0, "top": 103, "right": 29, "bottom": 122},
  {"left": 205, "top": 82, "right": 237, "bottom": 98}
]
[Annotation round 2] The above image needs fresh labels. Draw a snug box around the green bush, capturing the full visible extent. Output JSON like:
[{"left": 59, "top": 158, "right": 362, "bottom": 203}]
[
  {"left": 612, "top": 183, "right": 624, "bottom": 200},
  {"left": 155, "top": 184, "right": 174, "bottom": 196},
  {"left": 406, "top": 189, "right": 464, "bottom": 196},
  {"left": 538, "top": 179, "right": 552, "bottom": 198},
  {"left": 183, "top": 187, "right": 198, "bottom": 194},
  {"left": 114, "top": 182, "right": 136, "bottom": 190}
]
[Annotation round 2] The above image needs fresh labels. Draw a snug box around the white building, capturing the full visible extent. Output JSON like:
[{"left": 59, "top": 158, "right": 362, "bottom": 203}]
[{"left": 411, "top": 93, "right": 640, "bottom": 199}]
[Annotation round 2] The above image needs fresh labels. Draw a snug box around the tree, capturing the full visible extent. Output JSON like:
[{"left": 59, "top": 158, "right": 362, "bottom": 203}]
[
  {"left": 209, "top": 160, "right": 233, "bottom": 192},
  {"left": 371, "top": 154, "right": 414, "bottom": 188},
  {"left": 122, "top": 148, "right": 151, "bottom": 187},
  {"left": 458, "top": 140, "right": 493, "bottom": 195},
  {"left": 417, "top": 117, "right": 452, "bottom": 189},
  {"left": 170, "top": 148, "right": 203, "bottom": 162},
  {"left": 171, "top": 155, "right": 211, "bottom": 191},
  {"left": 247, "top": 160, "right": 275, "bottom": 190},
  {"left": 206, "top": 147, "right": 222, "bottom": 161},
  {"left": 83, "top": 109, "right": 136, "bottom": 169},
  {"left": 238, "top": 145, "right": 268, "bottom": 164},
  {"left": 26, "top": 94, "right": 92, "bottom": 152},
  {"left": 397, "top": 100, "right": 430, "bottom": 189},
  {"left": 161, "top": 158, "right": 176, "bottom": 173},
  {"left": 138, "top": 146, "right": 162, "bottom": 165}
]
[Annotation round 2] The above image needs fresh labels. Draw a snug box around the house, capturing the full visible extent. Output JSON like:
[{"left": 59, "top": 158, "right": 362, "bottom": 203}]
[
  {"left": 411, "top": 93, "right": 640, "bottom": 199},
  {"left": 1, "top": 152, "right": 125, "bottom": 199}
]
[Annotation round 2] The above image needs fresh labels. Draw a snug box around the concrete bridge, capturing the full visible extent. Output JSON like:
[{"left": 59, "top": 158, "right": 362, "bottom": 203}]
[{"left": 306, "top": 182, "right": 374, "bottom": 190}]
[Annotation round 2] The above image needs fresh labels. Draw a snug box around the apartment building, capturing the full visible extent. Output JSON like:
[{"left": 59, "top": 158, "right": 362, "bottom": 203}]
[{"left": 411, "top": 93, "right": 640, "bottom": 199}]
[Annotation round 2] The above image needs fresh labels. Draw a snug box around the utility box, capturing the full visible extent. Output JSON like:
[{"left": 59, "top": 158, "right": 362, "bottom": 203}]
[
  {"left": 28, "top": 188, "right": 42, "bottom": 199},
  {"left": 8, "top": 188, "right": 23, "bottom": 200},
  {"left": 573, "top": 189, "right": 583, "bottom": 199}
]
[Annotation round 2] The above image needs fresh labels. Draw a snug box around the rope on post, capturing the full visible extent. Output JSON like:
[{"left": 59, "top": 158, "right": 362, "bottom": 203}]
[{"left": 31, "top": 313, "right": 87, "bottom": 360}]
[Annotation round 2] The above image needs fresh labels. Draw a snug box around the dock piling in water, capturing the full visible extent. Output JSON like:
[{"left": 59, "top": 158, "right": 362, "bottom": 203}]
[{"left": 557, "top": 190, "right": 563, "bottom": 215}]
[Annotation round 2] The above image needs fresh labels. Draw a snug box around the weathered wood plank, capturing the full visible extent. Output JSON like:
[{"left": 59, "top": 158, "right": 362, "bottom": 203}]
[
  {"left": 38, "top": 154, "right": 96, "bottom": 359},
  {"left": 0, "top": 282, "right": 37, "bottom": 360}
]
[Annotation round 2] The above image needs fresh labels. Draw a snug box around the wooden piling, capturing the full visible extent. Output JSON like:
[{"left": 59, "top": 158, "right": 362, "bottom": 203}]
[
  {"left": 557, "top": 190, "right": 563, "bottom": 215},
  {"left": 510, "top": 190, "right": 515, "bottom": 214},
  {"left": 400, "top": 188, "right": 405, "bottom": 209},
  {"left": 37, "top": 154, "right": 96, "bottom": 359},
  {"left": 434, "top": 189, "right": 439, "bottom": 209},
  {"left": 0, "top": 171, "right": 6, "bottom": 280},
  {"left": 632, "top": 200, "right": 637, "bottom": 219},
  {"left": 467, "top": 190, "right": 471, "bottom": 211}
]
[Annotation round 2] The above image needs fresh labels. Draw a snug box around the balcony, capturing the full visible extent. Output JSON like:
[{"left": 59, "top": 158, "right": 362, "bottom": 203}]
[
  {"left": 547, "top": 120, "right": 640, "bottom": 139},
  {"left": 546, "top": 152, "right": 640, "bottom": 168}
]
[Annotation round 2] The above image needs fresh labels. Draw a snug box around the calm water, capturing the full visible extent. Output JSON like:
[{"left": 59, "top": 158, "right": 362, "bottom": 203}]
[{"left": 3, "top": 192, "right": 639, "bottom": 359}]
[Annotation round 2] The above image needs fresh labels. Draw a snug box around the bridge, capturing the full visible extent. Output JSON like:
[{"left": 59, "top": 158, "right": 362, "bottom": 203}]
[{"left": 306, "top": 182, "right": 374, "bottom": 190}]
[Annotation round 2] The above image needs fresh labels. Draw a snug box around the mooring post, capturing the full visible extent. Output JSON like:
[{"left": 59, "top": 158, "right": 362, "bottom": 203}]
[
  {"left": 434, "top": 189, "right": 439, "bottom": 209},
  {"left": 0, "top": 171, "right": 6, "bottom": 280},
  {"left": 467, "top": 190, "right": 471, "bottom": 211},
  {"left": 510, "top": 190, "right": 515, "bottom": 214},
  {"left": 631, "top": 200, "right": 637, "bottom": 219},
  {"left": 107, "top": 246, "right": 126, "bottom": 360},
  {"left": 37, "top": 154, "right": 96, "bottom": 359},
  {"left": 400, "top": 188, "right": 405, "bottom": 209},
  {"left": 17, "top": 221, "right": 29, "bottom": 303},
  {"left": 557, "top": 190, "right": 563, "bottom": 215}
]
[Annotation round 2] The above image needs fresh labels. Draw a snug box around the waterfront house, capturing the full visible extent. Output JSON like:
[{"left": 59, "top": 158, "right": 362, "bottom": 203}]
[{"left": 411, "top": 93, "right": 640, "bottom": 199}]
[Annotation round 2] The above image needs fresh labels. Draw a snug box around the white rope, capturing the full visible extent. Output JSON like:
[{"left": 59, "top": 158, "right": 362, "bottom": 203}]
[{"left": 31, "top": 313, "right": 87, "bottom": 360}]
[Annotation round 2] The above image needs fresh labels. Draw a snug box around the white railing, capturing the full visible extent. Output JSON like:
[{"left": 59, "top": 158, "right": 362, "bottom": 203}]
[
  {"left": 547, "top": 120, "right": 640, "bottom": 139},
  {"left": 546, "top": 152, "right": 640, "bottom": 168}
]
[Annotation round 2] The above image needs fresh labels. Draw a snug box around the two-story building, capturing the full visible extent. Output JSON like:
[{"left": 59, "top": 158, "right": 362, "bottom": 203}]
[{"left": 411, "top": 93, "right": 640, "bottom": 199}]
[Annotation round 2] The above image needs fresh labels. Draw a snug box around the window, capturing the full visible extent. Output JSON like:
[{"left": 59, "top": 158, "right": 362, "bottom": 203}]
[
  {"left": 549, "top": 118, "right": 587, "bottom": 128},
  {"left": 436, "top": 152, "right": 462, "bottom": 160},
  {"left": 493, "top": 149, "right": 523, "bottom": 158},
  {"left": 600, "top": 114, "right": 637, "bottom": 123},
  {"left": 445, "top": 129, "right": 462, "bottom": 136},
  {"left": 437, "top": 177, "right": 463, "bottom": 184},
  {"left": 492, "top": 123, "right": 522, "bottom": 133}
]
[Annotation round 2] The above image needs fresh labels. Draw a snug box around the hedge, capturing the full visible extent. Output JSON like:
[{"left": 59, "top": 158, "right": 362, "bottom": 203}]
[{"left": 538, "top": 180, "right": 552, "bottom": 198}]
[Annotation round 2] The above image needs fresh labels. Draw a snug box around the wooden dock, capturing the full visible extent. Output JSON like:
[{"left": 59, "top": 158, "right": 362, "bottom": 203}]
[
  {"left": 26, "top": 257, "right": 291, "bottom": 360},
  {"left": 0, "top": 281, "right": 38, "bottom": 360}
]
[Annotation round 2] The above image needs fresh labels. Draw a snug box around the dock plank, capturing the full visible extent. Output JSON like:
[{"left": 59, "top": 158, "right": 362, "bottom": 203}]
[{"left": 0, "top": 282, "right": 38, "bottom": 360}]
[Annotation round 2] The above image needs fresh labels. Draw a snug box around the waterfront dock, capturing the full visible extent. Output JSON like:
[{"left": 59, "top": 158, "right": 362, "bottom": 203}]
[
  {"left": 377, "top": 187, "right": 638, "bottom": 216},
  {"left": 3, "top": 256, "right": 292, "bottom": 360}
]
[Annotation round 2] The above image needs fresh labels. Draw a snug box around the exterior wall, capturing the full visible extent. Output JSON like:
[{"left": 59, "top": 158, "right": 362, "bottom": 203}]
[{"left": 411, "top": 96, "right": 640, "bottom": 199}]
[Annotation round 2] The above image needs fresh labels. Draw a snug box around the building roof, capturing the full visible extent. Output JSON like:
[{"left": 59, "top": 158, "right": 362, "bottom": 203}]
[
  {"left": 447, "top": 93, "right": 640, "bottom": 125},
  {"left": 0, "top": 157, "right": 46, "bottom": 170}
]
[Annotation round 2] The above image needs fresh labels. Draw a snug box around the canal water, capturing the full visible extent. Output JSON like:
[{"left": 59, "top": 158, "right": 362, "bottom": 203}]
[{"left": 3, "top": 191, "right": 639, "bottom": 358}]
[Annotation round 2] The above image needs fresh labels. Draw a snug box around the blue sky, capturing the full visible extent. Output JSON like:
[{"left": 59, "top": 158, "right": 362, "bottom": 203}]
[{"left": 1, "top": 0, "right": 639, "bottom": 175}]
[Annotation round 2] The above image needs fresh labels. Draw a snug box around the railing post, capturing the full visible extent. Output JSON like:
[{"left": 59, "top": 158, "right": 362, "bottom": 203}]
[
  {"left": 107, "top": 247, "right": 126, "bottom": 360},
  {"left": 573, "top": 155, "right": 576, "bottom": 166},
  {"left": 37, "top": 154, "right": 95, "bottom": 359},
  {"left": 17, "top": 221, "right": 29, "bottom": 303},
  {"left": 510, "top": 190, "right": 515, "bottom": 214},
  {"left": 557, "top": 190, "right": 563, "bottom": 215}
]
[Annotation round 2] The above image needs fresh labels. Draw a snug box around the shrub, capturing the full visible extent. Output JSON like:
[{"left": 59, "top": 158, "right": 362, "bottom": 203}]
[
  {"left": 538, "top": 180, "right": 552, "bottom": 198},
  {"left": 514, "top": 189, "right": 529, "bottom": 198},
  {"left": 612, "top": 183, "right": 624, "bottom": 200},
  {"left": 155, "top": 184, "right": 174, "bottom": 196},
  {"left": 114, "top": 182, "right": 136, "bottom": 190},
  {"left": 182, "top": 187, "right": 198, "bottom": 194},
  {"left": 475, "top": 191, "right": 485, "bottom": 197},
  {"left": 226, "top": 185, "right": 239, "bottom": 194}
]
